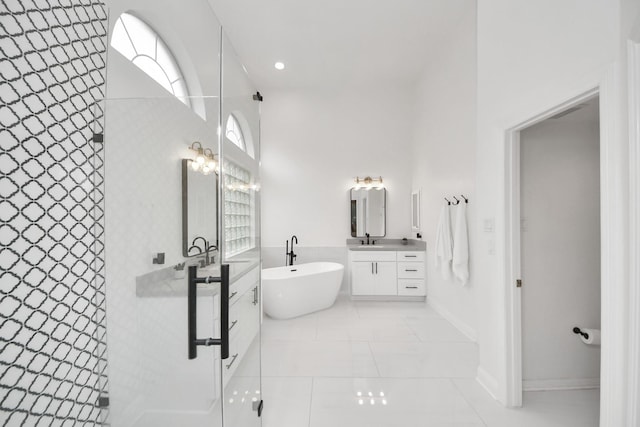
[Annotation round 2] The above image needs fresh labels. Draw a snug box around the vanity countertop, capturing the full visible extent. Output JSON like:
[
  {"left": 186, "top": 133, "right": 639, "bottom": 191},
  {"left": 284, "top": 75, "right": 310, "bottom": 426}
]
[
  {"left": 346, "top": 238, "right": 426, "bottom": 252},
  {"left": 136, "top": 255, "right": 260, "bottom": 298}
]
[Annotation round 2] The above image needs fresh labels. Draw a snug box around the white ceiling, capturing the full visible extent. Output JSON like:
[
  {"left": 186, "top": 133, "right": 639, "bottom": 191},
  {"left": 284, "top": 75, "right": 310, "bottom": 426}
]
[{"left": 207, "top": 0, "right": 475, "bottom": 91}]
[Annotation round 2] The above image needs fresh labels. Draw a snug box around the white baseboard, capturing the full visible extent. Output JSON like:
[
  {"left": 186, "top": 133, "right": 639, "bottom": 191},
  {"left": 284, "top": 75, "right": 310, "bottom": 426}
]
[
  {"left": 523, "top": 377, "right": 600, "bottom": 391},
  {"left": 427, "top": 295, "right": 478, "bottom": 342},
  {"left": 476, "top": 366, "right": 499, "bottom": 400}
]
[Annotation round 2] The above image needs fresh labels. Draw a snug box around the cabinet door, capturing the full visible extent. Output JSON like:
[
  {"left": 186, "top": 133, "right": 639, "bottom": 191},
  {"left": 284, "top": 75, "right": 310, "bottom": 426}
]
[
  {"left": 352, "top": 261, "right": 375, "bottom": 295},
  {"left": 374, "top": 261, "right": 398, "bottom": 295}
]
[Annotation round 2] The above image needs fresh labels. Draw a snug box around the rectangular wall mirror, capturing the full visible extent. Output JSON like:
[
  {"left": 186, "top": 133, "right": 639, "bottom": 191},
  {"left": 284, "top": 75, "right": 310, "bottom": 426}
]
[
  {"left": 350, "top": 187, "right": 386, "bottom": 237},
  {"left": 411, "top": 189, "right": 421, "bottom": 231},
  {"left": 182, "top": 159, "right": 218, "bottom": 257}
]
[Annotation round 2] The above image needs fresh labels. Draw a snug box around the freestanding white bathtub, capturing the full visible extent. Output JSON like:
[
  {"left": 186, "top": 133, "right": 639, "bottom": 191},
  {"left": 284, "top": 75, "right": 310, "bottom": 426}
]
[{"left": 262, "top": 262, "right": 344, "bottom": 319}]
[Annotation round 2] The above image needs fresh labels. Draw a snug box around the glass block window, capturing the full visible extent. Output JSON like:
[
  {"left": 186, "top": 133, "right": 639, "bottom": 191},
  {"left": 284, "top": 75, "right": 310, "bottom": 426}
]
[
  {"left": 224, "top": 161, "right": 254, "bottom": 256},
  {"left": 111, "top": 13, "right": 190, "bottom": 106},
  {"left": 225, "top": 114, "right": 246, "bottom": 151}
]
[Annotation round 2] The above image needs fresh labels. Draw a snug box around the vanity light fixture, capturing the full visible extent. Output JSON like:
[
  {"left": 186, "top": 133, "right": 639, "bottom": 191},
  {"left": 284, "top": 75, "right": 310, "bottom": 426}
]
[
  {"left": 202, "top": 148, "right": 218, "bottom": 175},
  {"left": 354, "top": 176, "right": 384, "bottom": 190},
  {"left": 274, "top": 61, "right": 285, "bottom": 70},
  {"left": 226, "top": 182, "right": 261, "bottom": 192},
  {"left": 189, "top": 141, "right": 205, "bottom": 171},
  {"left": 189, "top": 141, "right": 218, "bottom": 175}
]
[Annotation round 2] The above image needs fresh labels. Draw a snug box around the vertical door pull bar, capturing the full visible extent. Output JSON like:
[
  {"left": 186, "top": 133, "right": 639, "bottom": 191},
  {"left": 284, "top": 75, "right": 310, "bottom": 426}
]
[{"left": 188, "top": 264, "right": 230, "bottom": 360}]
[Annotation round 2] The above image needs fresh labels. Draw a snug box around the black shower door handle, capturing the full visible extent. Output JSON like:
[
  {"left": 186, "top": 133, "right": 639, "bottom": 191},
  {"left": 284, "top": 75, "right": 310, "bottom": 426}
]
[{"left": 188, "top": 264, "right": 230, "bottom": 360}]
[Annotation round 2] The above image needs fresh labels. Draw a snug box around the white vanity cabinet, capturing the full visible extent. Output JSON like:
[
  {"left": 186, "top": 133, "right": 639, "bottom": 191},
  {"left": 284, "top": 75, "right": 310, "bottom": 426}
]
[
  {"left": 221, "top": 266, "right": 260, "bottom": 383},
  {"left": 350, "top": 249, "right": 426, "bottom": 298},
  {"left": 351, "top": 251, "right": 397, "bottom": 296}
]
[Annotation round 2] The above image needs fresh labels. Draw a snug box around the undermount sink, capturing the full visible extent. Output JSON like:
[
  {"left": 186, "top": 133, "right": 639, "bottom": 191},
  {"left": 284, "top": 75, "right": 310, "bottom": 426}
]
[{"left": 357, "top": 245, "right": 385, "bottom": 248}]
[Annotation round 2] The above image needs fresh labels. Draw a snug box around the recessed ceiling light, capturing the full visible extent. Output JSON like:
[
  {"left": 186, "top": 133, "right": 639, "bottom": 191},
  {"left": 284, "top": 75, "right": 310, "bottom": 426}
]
[{"left": 274, "top": 62, "right": 285, "bottom": 70}]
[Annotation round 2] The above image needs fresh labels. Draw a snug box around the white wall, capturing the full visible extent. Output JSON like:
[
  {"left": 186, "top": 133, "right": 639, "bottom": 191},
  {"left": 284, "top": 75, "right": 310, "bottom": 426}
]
[
  {"left": 409, "top": 4, "right": 477, "bottom": 338},
  {"left": 260, "top": 85, "right": 415, "bottom": 261},
  {"left": 475, "top": 0, "right": 623, "bottom": 413},
  {"left": 520, "top": 109, "right": 601, "bottom": 388}
]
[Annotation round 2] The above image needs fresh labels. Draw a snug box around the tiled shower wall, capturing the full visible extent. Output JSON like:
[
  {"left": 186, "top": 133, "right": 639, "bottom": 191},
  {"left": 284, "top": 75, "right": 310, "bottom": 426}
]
[{"left": 0, "top": 1, "right": 108, "bottom": 425}]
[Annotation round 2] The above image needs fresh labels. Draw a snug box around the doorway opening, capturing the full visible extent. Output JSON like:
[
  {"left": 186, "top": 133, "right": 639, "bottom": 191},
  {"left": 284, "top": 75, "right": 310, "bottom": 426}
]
[{"left": 504, "top": 90, "right": 601, "bottom": 422}]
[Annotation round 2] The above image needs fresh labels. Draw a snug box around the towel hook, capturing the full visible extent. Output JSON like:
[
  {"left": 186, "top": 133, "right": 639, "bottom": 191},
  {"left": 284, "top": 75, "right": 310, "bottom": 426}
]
[
  {"left": 452, "top": 196, "right": 460, "bottom": 205},
  {"left": 461, "top": 194, "right": 469, "bottom": 203},
  {"left": 444, "top": 197, "right": 452, "bottom": 205}
]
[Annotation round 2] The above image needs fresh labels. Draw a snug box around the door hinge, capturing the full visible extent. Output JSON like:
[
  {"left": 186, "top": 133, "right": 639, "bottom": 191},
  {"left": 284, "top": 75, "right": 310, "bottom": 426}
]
[
  {"left": 253, "top": 399, "right": 264, "bottom": 417},
  {"left": 516, "top": 279, "right": 522, "bottom": 288},
  {"left": 97, "top": 396, "right": 109, "bottom": 408}
]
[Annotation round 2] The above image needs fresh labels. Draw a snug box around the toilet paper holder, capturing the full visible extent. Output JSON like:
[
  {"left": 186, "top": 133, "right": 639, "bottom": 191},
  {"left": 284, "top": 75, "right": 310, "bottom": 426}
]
[{"left": 572, "top": 327, "right": 590, "bottom": 339}]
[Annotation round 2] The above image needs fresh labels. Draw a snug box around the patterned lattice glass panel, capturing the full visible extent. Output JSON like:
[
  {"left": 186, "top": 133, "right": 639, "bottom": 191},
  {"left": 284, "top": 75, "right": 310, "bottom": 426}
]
[{"left": 0, "top": 1, "right": 108, "bottom": 425}]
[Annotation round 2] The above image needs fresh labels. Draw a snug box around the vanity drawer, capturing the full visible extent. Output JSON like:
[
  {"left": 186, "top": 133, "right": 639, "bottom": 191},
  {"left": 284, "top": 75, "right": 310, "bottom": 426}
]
[
  {"left": 397, "top": 251, "right": 425, "bottom": 262},
  {"left": 397, "top": 262, "right": 425, "bottom": 278},
  {"left": 397, "top": 279, "right": 426, "bottom": 296},
  {"left": 350, "top": 250, "right": 396, "bottom": 262}
]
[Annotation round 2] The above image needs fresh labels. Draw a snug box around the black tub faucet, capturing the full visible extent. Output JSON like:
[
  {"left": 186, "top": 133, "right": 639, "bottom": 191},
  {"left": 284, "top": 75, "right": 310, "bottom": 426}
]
[{"left": 286, "top": 235, "right": 298, "bottom": 266}]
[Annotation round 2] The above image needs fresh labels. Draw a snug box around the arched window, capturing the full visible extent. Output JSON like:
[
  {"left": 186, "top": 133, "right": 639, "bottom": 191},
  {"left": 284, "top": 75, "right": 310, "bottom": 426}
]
[
  {"left": 111, "top": 13, "right": 190, "bottom": 106},
  {"left": 225, "top": 114, "right": 246, "bottom": 151}
]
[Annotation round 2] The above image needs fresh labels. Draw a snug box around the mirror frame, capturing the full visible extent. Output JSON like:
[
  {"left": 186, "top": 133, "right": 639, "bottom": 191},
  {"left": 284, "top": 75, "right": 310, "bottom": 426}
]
[
  {"left": 350, "top": 187, "right": 387, "bottom": 238},
  {"left": 181, "top": 159, "right": 219, "bottom": 258}
]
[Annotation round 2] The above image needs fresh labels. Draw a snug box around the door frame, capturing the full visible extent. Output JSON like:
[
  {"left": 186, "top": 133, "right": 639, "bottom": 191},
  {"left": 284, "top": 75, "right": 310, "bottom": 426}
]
[
  {"left": 504, "top": 87, "right": 601, "bottom": 408},
  {"left": 627, "top": 36, "right": 640, "bottom": 427}
]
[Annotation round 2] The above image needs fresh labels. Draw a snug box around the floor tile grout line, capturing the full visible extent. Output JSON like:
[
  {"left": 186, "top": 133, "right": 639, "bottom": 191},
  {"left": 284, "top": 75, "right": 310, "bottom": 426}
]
[
  {"left": 400, "top": 313, "right": 423, "bottom": 342},
  {"left": 367, "top": 340, "right": 382, "bottom": 378},
  {"left": 450, "top": 378, "right": 490, "bottom": 427},
  {"left": 307, "top": 376, "right": 314, "bottom": 427}
]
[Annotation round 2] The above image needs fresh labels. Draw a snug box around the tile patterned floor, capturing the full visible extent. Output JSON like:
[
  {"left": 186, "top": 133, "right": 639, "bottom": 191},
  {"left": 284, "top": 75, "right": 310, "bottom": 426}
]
[{"left": 260, "top": 295, "right": 599, "bottom": 427}]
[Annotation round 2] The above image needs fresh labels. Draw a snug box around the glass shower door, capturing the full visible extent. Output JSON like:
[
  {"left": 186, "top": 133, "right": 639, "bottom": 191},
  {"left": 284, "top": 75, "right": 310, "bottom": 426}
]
[
  {"left": 95, "top": 49, "right": 263, "bottom": 427},
  {"left": 97, "top": 96, "right": 225, "bottom": 427},
  {"left": 93, "top": 2, "right": 263, "bottom": 423},
  {"left": 217, "top": 32, "right": 263, "bottom": 427}
]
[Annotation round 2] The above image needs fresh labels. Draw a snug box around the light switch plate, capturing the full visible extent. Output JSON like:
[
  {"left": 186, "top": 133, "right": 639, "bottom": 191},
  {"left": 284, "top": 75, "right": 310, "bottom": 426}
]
[{"left": 483, "top": 218, "right": 495, "bottom": 233}]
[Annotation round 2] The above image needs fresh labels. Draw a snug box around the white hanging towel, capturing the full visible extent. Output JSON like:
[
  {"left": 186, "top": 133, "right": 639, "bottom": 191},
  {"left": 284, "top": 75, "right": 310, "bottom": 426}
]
[
  {"left": 452, "top": 202, "right": 469, "bottom": 285},
  {"left": 434, "top": 202, "right": 453, "bottom": 279}
]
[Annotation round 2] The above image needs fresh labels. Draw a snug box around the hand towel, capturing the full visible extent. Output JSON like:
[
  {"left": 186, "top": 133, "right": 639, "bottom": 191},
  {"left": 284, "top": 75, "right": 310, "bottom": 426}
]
[
  {"left": 452, "top": 202, "right": 469, "bottom": 284},
  {"left": 435, "top": 202, "right": 453, "bottom": 279}
]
